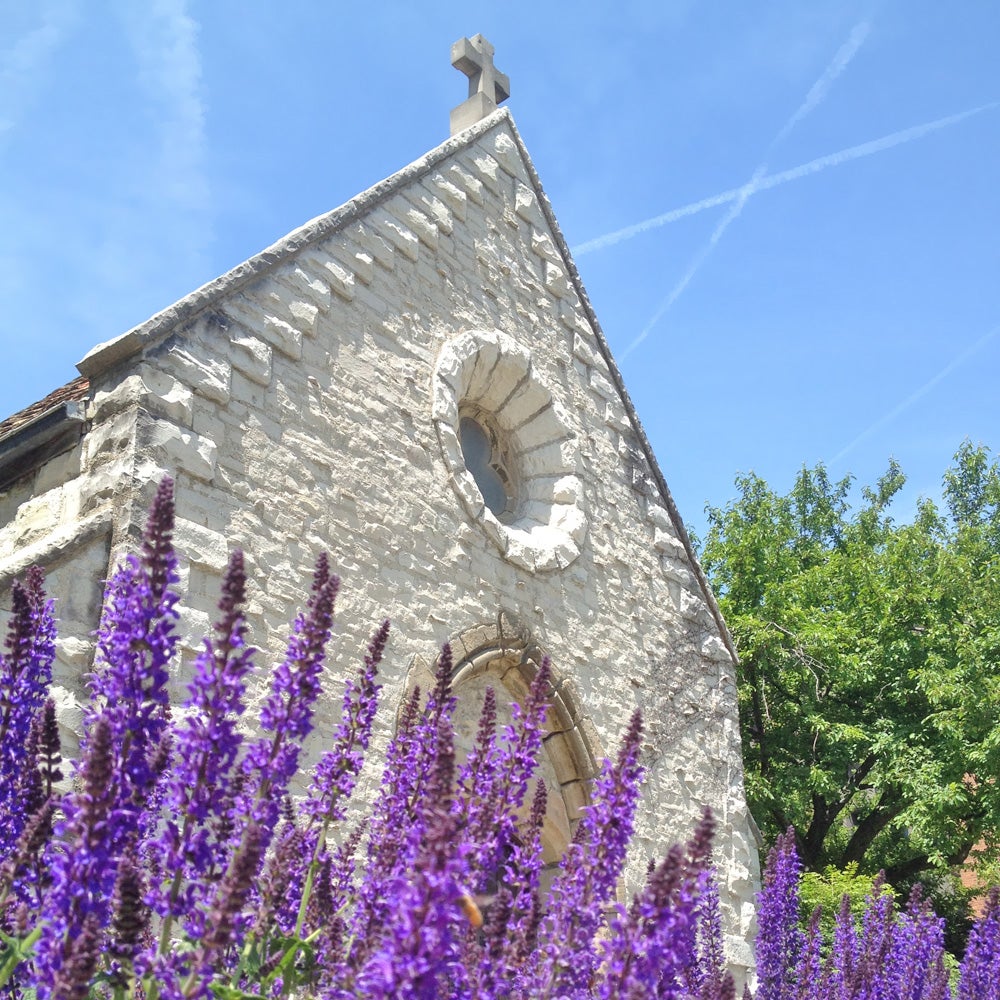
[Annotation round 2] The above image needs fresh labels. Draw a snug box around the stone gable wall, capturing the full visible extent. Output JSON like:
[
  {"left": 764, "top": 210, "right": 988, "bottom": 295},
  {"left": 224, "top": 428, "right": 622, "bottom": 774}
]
[{"left": 0, "top": 118, "right": 758, "bottom": 974}]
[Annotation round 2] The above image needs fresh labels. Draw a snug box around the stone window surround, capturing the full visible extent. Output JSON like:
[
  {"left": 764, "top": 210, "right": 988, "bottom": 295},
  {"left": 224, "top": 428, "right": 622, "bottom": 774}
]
[
  {"left": 401, "top": 612, "right": 601, "bottom": 866},
  {"left": 432, "top": 329, "right": 588, "bottom": 572}
]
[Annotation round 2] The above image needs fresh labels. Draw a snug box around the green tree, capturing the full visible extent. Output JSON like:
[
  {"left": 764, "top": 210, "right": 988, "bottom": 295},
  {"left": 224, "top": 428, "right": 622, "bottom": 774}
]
[{"left": 701, "top": 443, "right": 1000, "bottom": 890}]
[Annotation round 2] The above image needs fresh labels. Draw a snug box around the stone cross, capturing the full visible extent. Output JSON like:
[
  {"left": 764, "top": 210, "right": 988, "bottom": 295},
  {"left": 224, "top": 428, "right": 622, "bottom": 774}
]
[{"left": 450, "top": 34, "right": 510, "bottom": 136}]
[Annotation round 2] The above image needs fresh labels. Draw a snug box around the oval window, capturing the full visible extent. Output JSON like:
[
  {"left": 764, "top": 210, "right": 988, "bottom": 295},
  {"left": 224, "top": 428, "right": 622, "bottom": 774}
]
[{"left": 459, "top": 415, "right": 514, "bottom": 520}]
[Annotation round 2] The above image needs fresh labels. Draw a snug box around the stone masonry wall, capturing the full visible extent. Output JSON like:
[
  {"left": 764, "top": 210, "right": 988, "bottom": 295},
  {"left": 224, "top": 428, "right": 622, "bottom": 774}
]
[{"left": 2, "top": 114, "right": 758, "bottom": 973}]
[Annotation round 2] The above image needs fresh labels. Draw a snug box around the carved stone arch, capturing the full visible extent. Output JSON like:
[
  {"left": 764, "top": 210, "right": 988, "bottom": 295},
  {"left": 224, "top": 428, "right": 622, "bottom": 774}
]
[{"left": 404, "top": 611, "right": 602, "bottom": 879}]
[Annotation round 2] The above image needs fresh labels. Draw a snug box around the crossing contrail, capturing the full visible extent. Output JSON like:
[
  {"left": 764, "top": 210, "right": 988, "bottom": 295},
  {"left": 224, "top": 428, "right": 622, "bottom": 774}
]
[
  {"left": 620, "top": 21, "right": 871, "bottom": 359},
  {"left": 772, "top": 21, "right": 871, "bottom": 149},
  {"left": 573, "top": 101, "right": 999, "bottom": 258},
  {"left": 621, "top": 169, "right": 764, "bottom": 359},
  {"left": 830, "top": 324, "right": 1000, "bottom": 465}
]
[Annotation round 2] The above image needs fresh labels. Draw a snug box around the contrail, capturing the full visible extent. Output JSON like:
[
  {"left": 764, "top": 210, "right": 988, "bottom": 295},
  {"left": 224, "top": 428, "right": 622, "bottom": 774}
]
[
  {"left": 772, "top": 21, "right": 870, "bottom": 149},
  {"left": 621, "top": 22, "right": 871, "bottom": 358},
  {"left": 621, "top": 167, "right": 764, "bottom": 358},
  {"left": 573, "top": 101, "right": 999, "bottom": 257},
  {"left": 830, "top": 325, "right": 1000, "bottom": 465}
]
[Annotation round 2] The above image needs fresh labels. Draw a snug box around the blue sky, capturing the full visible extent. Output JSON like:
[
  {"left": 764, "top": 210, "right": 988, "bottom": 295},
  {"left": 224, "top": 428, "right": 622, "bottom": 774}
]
[{"left": 2, "top": 1, "right": 997, "bottom": 539}]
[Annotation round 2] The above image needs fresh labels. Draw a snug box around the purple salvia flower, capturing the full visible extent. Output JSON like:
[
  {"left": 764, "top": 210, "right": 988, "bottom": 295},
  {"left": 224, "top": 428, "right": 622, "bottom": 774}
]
[
  {"left": 506, "top": 779, "right": 548, "bottom": 969},
  {"left": 527, "top": 708, "right": 644, "bottom": 998},
  {"left": 855, "top": 873, "right": 896, "bottom": 996},
  {"left": 0, "top": 567, "right": 56, "bottom": 862},
  {"left": 255, "top": 820, "right": 312, "bottom": 936},
  {"left": 34, "top": 716, "right": 117, "bottom": 999},
  {"left": 147, "top": 551, "right": 254, "bottom": 931},
  {"left": 29, "top": 698, "right": 63, "bottom": 804},
  {"left": 241, "top": 553, "right": 339, "bottom": 836},
  {"left": 304, "top": 619, "right": 388, "bottom": 828},
  {"left": 181, "top": 821, "right": 266, "bottom": 1000},
  {"left": 0, "top": 796, "right": 55, "bottom": 909},
  {"left": 792, "top": 908, "right": 824, "bottom": 1000},
  {"left": 108, "top": 846, "right": 149, "bottom": 988},
  {"left": 600, "top": 811, "right": 717, "bottom": 999},
  {"left": 693, "top": 865, "right": 736, "bottom": 1000},
  {"left": 470, "top": 779, "right": 548, "bottom": 1000},
  {"left": 305, "top": 852, "right": 334, "bottom": 938},
  {"left": 881, "top": 885, "right": 944, "bottom": 1000},
  {"left": 312, "top": 824, "right": 365, "bottom": 995},
  {"left": 755, "top": 829, "right": 805, "bottom": 1000},
  {"left": 825, "top": 893, "right": 858, "bottom": 999},
  {"left": 328, "top": 821, "right": 364, "bottom": 911},
  {"left": 354, "top": 736, "right": 470, "bottom": 1000},
  {"left": 893, "top": 887, "right": 951, "bottom": 1000},
  {"left": 48, "top": 912, "right": 102, "bottom": 1000},
  {"left": 346, "top": 671, "right": 442, "bottom": 967},
  {"left": 959, "top": 888, "right": 1000, "bottom": 1000},
  {"left": 337, "top": 651, "right": 461, "bottom": 994},
  {"left": 1, "top": 698, "right": 61, "bottom": 911},
  {"left": 86, "top": 477, "right": 179, "bottom": 826},
  {"left": 457, "top": 659, "right": 551, "bottom": 896}
]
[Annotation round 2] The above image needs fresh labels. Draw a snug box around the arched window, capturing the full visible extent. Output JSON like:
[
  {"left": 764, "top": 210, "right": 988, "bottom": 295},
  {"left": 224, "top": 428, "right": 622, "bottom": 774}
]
[{"left": 403, "top": 613, "right": 599, "bottom": 886}]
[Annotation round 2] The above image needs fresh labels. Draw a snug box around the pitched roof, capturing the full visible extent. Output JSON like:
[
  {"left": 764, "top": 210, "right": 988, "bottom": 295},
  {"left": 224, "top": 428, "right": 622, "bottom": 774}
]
[{"left": 0, "top": 375, "right": 89, "bottom": 442}]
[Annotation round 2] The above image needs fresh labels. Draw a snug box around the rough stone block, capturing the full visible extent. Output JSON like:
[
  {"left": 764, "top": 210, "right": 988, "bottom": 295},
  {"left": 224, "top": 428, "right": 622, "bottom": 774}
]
[
  {"left": 144, "top": 421, "right": 217, "bottom": 482},
  {"left": 542, "top": 261, "right": 569, "bottom": 299},
  {"left": 531, "top": 230, "right": 560, "bottom": 263},
  {"left": 515, "top": 184, "right": 543, "bottom": 227},
  {"left": 230, "top": 333, "right": 273, "bottom": 387},
  {"left": 159, "top": 343, "right": 231, "bottom": 404},
  {"left": 446, "top": 163, "right": 484, "bottom": 205},
  {"left": 490, "top": 131, "right": 520, "bottom": 175},
  {"left": 469, "top": 153, "right": 501, "bottom": 194},
  {"left": 399, "top": 206, "right": 439, "bottom": 250},
  {"left": 374, "top": 211, "right": 419, "bottom": 262},
  {"left": 571, "top": 331, "right": 601, "bottom": 368},
  {"left": 278, "top": 265, "right": 332, "bottom": 311},
  {"left": 323, "top": 258, "right": 356, "bottom": 301},
  {"left": 347, "top": 223, "right": 395, "bottom": 270},
  {"left": 430, "top": 173, "right": 468, "bottom": 219},
  {"left": 590, "top": 368, "right": 616, "bottom": 400},
  {"left": 352, "top": 251, "right": 375, "bottom": 285},
  {"left": 174, "top": 517, "right": 230, "bottom": 572},
  {"left": 414, "top": 191, "right": 454, "bottom": 234}
]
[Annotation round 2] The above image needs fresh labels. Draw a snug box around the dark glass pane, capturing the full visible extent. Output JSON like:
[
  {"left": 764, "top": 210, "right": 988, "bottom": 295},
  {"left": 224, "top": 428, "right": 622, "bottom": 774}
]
[{"left": 459, "top": 416, "right": 508, "bottom": 517}]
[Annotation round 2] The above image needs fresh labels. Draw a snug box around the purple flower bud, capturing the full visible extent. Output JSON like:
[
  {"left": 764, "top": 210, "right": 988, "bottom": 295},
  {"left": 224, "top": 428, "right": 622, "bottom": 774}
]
[
  {"left": 959, "top": 887, "right": 1000, "bottom": 1000},
  {"left": 35, "top": 716, "right": 117, "bottom": 998},
  {"left": 754, "top": 829, "right": 805, "bottom": 1000},
  {"left": 0, "top": 566, "right": 56, "bottom": 862},
  {"left": 86, "top": 477, "right": 179, "bottom": 832},
  {"left": 304, "top": 619, "right": 388, "bottom": 828},
  {"left": 241, "top": 553, "right": 339, "bottom": 836}
]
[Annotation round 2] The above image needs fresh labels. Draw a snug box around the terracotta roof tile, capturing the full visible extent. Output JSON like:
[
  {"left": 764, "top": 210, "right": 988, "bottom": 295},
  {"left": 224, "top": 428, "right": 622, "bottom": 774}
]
[{"left": 0, "top": 376, "right": 90, "bottom": 441}]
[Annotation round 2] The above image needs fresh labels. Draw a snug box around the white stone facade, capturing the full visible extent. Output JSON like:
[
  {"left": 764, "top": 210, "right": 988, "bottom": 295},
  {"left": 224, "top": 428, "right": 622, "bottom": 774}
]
[{"left": 0, "top": 111, "right": 759, "bottom": 976}]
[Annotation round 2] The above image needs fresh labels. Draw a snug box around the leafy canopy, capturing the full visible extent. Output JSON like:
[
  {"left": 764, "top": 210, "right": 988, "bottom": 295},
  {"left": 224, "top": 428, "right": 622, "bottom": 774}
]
[{"left": 701, "top": 442, "right": 1000, "bottom": 887}]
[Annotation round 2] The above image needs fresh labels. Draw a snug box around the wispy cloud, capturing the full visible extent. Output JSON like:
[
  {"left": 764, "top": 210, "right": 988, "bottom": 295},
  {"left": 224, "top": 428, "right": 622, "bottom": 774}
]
[
  {"left": 123, "top": 0, "right": 209, "bottom": 218},
  {"left": 830, "top": 324, "right": 1000, "bottom": 465},
  {"left": 0, "top": 2, "right": 78, "bottom": 138},
  {"left": 575, "top": 101, "right": 998, "bottom": 258},
  {"left": 73, "top": 0, "right": 212, "bottom": 334},
  {"left": 620, "top": 21, "right": 871, "bottom": 359}
]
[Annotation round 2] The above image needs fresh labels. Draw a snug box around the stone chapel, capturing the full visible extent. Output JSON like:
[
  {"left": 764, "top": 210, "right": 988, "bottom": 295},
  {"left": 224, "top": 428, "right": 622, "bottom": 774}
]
[{"left": 0, "top": 36, "right": 760, "bottom": 976}]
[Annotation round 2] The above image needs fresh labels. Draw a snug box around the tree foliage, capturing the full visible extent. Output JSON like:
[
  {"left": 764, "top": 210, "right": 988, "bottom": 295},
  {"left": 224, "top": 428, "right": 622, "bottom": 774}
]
[{"left": 701, "top": 442, "right": 1000, "bottom": 888}]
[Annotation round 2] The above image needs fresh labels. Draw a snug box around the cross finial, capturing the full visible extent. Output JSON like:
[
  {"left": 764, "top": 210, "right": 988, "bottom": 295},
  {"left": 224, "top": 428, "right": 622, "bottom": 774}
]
[{"left": 450, "top": 34, "right": 510, "bottom": 136}]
